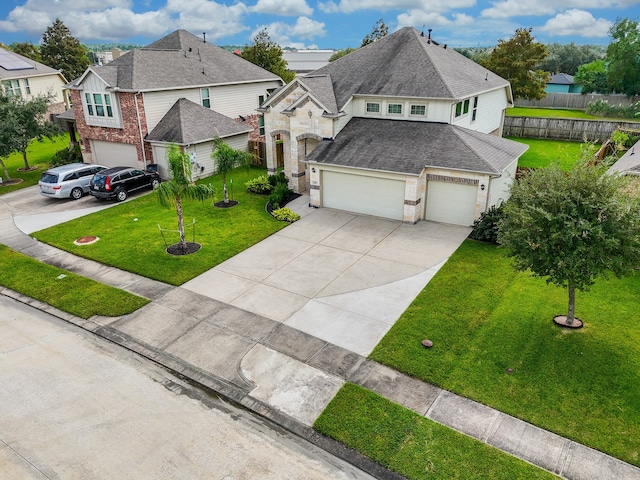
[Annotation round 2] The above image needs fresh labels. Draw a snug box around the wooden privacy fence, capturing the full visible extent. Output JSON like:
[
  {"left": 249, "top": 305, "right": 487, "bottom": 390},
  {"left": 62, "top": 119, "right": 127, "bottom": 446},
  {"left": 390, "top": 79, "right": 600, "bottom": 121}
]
[
  {"left": 248, "top": 140, "right": 266, "bottom": 165},
  {"left": 503, "top": 117, "right": 640, "bottom": 142},
  {"left": 516, "top": 93, "right": 640, "bottom": 110}
]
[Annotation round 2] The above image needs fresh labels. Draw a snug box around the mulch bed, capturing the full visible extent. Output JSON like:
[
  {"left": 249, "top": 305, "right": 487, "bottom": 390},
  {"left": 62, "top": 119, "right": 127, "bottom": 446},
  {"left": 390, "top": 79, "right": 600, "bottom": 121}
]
[
  {"left": 266, "top": 192, "right": 302, "bottom": 214},
  {"left": 0, "top": 178, "right": 24, "bottom": 187},
  {"left": 213, "top": 200, "right": 239, "bottom": 208},
  {"left": 166, "top": 242, "right": 201, "bottom": 256},
  {"left": 553, "top": 315, "right": 583, "bottom": 329}
]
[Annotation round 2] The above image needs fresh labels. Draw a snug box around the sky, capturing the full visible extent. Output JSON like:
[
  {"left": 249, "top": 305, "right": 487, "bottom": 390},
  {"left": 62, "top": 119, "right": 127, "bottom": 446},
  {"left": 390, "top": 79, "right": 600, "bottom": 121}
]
[{"left": 0, "top": 0, "right": 638, "bottom": 50}]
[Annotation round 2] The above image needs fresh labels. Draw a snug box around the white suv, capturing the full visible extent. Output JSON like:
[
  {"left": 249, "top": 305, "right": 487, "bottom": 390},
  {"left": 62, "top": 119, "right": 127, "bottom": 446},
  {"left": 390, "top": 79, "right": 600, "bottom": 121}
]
[{"left": 39, "top": 163, "right": 107, "bottom": 200}]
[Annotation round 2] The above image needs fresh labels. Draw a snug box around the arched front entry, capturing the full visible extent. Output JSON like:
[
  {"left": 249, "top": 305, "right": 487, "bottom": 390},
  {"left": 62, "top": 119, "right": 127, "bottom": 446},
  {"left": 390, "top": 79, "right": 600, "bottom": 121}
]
[{"left": 296, "top": 133, "right": 322, "bottom": 192}]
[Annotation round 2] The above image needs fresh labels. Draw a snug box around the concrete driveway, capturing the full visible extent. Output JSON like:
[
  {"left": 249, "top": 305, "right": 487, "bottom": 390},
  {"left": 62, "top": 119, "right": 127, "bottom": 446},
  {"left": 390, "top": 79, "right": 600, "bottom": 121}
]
[{"left": 183, "top": 196, "right": 470, "bottom": 356}]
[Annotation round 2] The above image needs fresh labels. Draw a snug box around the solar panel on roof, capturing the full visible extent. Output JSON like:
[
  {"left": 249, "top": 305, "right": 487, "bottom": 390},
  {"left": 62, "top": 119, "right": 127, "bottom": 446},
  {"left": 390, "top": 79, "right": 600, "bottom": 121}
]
[{"left": 0, "top": 49, "right": 35, "bottom": 71}]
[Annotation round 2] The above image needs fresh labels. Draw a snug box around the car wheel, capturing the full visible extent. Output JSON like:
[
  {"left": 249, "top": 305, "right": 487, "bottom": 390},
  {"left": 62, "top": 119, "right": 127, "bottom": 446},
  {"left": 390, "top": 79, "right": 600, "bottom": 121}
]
[
  {"left": 151, "top": 178, "right": 160, "bottom": 189},
  {"left": 115, "top": 189, "right": 128, "bottom": 202},
  {"left": 70, "top": 187, "right": 83, "bottom": 200}
]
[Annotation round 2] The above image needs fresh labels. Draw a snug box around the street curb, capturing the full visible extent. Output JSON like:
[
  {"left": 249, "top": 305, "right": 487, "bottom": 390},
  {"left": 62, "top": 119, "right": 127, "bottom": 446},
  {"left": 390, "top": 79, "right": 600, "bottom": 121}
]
[{"left": 1, "top": 290, "right": 404, "bottom": 480}]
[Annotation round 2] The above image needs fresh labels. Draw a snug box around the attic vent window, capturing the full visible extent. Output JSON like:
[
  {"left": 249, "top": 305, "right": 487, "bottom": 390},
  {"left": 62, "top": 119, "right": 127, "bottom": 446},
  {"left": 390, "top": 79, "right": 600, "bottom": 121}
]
[
  {"left": 387, "top": 103, "right": 403, "bottom": 115},
  {"left": 410, "top": 105, "right": 426, "bottom": 116}
]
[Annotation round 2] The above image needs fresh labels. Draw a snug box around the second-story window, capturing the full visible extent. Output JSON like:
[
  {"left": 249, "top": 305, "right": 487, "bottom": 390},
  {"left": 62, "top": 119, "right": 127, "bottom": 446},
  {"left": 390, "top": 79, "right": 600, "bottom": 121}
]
[
  {"left": 388, "top": 103, "right": 403, "bottom": 115},
  {"left": 23, "top": 78, "right": 31, "bottom": 95},
  {"left": 3, "top": 79, "right": 21, "bottom": 97},
  {"left": 85, "top": 93, "right": 113, "bottom": 117},
  {"left": 410, "top": 104, "right": 426, "bottom": 116},
  {"left": 471, "top": 96, "right": 478, "bottom": 121},
  {"left": 201, "top": 88, "right": 210, "bottom": 108},
  {"left": 366, "top": 102, "right": 380, "bottom": 113}
]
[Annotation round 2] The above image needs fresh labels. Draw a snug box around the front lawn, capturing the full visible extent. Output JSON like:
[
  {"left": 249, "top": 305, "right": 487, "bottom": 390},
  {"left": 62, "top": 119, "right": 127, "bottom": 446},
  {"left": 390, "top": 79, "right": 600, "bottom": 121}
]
[
  {"left": 509, "top": 137, "right": 584, "bottom": 170},
  {"left": 370, "top": 240, "right": 640, "bottom": 467},
  {"left": 0, "top": 245, "right": 149, "bottom": 318},
  {"left": 0, "top": 135, "right": 70, "bottom": 194},
  {"left": 315, "top": 384, "right": 556, "bottom": 479},
  {"left": 32, "top": 167, "right": 288, "bottom": 285}
]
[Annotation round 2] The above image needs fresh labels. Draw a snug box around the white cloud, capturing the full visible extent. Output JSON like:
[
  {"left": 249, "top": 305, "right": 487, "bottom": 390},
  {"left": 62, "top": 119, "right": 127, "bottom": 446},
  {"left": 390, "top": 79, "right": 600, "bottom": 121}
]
[
  {"left": 318, "top": 1, "right": 340, "bottom": 13},
  {"left": 540, "top": 9, "right": 613, "bottom": 38},
  {"left": 251, "top": 0, "right": 313, "bottom": 16},
  {"left": 64, "top": 8, "right": 172, "bottom": 41},
  {"left": 328, "top": 0, "right": 475, "bottom": 14},
  {"left": 481, "top": 0, "right": 635, "bottom": 19},
  {"left": 162, "top": 0, "right": 250, "bottom": 41},
  {"left": 397, "top": 10, "right": 475, "bottom": 30},
  {"left": 251, "top": 16, "right": 326, "bottom": 47}
]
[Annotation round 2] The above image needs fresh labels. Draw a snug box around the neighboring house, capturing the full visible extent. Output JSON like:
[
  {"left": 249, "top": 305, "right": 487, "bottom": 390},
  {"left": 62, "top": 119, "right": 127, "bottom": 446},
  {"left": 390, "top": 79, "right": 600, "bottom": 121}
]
[
  {"left": 260, "top": 27, "right": 528, "bottom": 226},
  {"left": 0, "top": 47, "right": 68, "bottom": 117},
  {"left": 545, "top": 73, "right": 582, "bottom": 94},
  {"left": 64, "top": 30, "right": 283, "bottom": 178},
  {"left": 608, "top": 140, "right": 640, "bottom": 176},
  {"left": 282, "top": 50, "right": 334, "bottom": 74}
]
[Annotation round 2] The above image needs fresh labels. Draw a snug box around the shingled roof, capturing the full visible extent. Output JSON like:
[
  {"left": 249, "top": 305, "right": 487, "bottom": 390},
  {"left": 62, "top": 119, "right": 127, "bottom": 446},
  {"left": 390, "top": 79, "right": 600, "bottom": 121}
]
[
  {"left": 69, "top": 30, "right": 281, "bottom": 91},
  {"left": 304, "top": 117, "right": 528, "bottom": 175},
  {"left": 308, "top": 27, "right": 509, "bottom": 111},
  {"left": 146, "top": 98, "right": 251, "bottom": 144}
]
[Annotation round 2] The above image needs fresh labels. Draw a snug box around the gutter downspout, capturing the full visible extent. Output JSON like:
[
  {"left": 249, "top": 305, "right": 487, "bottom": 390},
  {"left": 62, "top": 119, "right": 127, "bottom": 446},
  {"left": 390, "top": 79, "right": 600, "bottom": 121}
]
[{"left": 134, "top": 91, "right": 147, "bottom": 168}]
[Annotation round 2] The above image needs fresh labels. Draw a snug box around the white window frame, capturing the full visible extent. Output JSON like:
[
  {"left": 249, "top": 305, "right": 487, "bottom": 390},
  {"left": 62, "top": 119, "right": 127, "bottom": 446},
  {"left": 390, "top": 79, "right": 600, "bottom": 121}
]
[
  {"left": 85, "top": 92, "right": 114, "bottom": 118},
  {"left": 366, "top": 102, "right": 380, "bottom": 114},
  {"left": 3, "top": 79, "right": 21, "bottom": 97},
  {"left": 23, "top": 78, "right": 31, "bottom": 95},
  {"left": 455, "top": 98, "right": 471, "bottom": 118},
  {"left": 387, "top": 103, "right": 403, "bottom": 115},
  {"left": 471, "top": 96, "right": 478, "bottom": 122},
  {"left": 410, "top": 104, "right": 426, "bottom": 116},
  {"left": 201, "top": 88, "right": 210, "bottom": 108}
]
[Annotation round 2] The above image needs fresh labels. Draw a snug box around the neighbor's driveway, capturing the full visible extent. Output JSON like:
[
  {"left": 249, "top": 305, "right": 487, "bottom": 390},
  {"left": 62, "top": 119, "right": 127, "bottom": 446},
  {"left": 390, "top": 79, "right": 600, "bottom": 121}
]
[{"left": 183, "top": 197, "right": 470, "bottom": 356}]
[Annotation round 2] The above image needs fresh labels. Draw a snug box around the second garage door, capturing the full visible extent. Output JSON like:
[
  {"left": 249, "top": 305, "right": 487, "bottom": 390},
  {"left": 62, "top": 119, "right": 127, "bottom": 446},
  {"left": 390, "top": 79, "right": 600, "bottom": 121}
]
[
  {"left": 425, "top": 181, "right": 478, "bottom": 226},
  {"left": 91, "top": 141, "right": 140, "bottom": 169},
  {"left": 322, "top": 171, "right": 405, "bottom": 220}
]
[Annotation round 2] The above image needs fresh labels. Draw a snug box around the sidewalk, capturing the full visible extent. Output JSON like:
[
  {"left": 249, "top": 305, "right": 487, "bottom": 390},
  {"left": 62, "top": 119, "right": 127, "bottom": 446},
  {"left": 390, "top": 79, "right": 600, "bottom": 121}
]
[{"left": 1, "top": 194, "right": 638, "bottom": 480}]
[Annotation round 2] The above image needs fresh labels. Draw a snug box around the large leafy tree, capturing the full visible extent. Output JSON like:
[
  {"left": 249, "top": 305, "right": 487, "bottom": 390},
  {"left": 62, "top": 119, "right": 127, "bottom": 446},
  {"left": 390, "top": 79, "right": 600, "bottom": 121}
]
[
  {"left": 241, "top": 29, "right": 295, "bottom": 83},
  {"left": 606, "top": 18, "right": 640, "bottom": 96},
  {"left": 9, "top": 42, "right": 42, "bottom": 63},
  {"left": 155, "top": 144, "right": 216, "bottom": 251},
  {"left": 361, "top": 18, "right": 388, "bottom": 47},
  {"left": 0, "top": 92, "right": 19, "bottom": 181},
  {"left": 537, "top": 43, "right": 602, "bottom": 76},
  {"left": 40, "top": 19, "right": 90, "bottom": 81},
  {"left": 575, "top": 59, "right": 610, "bottom": 94},
  {"left": 211, "top": 137, "right": 254, "bottom": 204},
  {"left": 481, "top": 28, "right": 550, "bottom": 100},
  {"left": 0, "top": 88, "right": 61, "bottom": 171},
  {"left": 499, "top": 151, "right": 640, "bottom": 326}
]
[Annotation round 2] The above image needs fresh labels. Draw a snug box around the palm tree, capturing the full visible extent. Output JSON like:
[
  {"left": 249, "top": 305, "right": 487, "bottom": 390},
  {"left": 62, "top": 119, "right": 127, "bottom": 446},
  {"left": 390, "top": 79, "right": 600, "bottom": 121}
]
[
  {"left": 155, "top": 144, "right": 215, "bottom": 251},
  {"left": 211, "top": 137, "right": 255, "bottom": 203}
]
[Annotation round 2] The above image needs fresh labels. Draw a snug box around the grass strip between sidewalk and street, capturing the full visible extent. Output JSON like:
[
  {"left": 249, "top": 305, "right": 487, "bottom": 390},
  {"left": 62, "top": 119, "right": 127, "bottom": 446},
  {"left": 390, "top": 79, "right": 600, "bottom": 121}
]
[
  {"left": 0, "top": 245, "right": 149, "bottom": 318},
  {"left": 314, "top": 383, "right": 557, "bottom": 479},
  {"left": 370, "top": 240, "right": 640, "bottom": 467}
]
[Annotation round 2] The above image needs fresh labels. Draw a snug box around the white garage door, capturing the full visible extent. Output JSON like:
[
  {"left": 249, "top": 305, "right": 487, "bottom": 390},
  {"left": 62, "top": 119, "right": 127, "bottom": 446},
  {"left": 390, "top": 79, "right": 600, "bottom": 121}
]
[
  {"left": 91, "top": 141, "right": 140, "bottom": 169},
  {"left": 322, "top": 171, "right": 405, "bottom": 220},
  {"left": 425, "top": 181, "right": 478, "bottom": 226}
]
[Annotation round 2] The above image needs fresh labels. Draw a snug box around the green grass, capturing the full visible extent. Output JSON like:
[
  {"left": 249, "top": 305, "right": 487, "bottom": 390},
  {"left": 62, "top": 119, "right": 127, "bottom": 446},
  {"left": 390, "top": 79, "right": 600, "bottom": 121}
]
[
  {"left": 0, "top": 135, "right": 71, "bottom": 194},
  {"left": 32, "top": 167, "right": 288, "bottom": 285},
  {"left": 315, "top": 383, "right": 557, "bottom": 479},
  {"left": 509, "top": 137, "right": 584, "bottom": 170},
  {"left": 0, "top": 245, "right": 149, "bottom": 318},
  {"left": 506, "top": 107, "right": 599, "bottom": 119},
  {"left": 370, "top": 240, "right": 640, "bottom": 467}
]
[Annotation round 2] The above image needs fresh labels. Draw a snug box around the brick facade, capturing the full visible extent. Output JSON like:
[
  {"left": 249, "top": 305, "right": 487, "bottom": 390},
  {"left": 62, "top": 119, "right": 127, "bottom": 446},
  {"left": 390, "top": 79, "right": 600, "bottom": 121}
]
[{"left": 71, "top": 90, "right": 153, "bottom": 166}]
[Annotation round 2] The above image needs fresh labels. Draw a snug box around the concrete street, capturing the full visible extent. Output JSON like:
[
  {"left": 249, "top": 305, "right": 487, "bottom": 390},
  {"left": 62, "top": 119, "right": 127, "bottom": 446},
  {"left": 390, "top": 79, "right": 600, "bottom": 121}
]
[{"left": 0, "top": 295, "right": 373, "bottom": 480}]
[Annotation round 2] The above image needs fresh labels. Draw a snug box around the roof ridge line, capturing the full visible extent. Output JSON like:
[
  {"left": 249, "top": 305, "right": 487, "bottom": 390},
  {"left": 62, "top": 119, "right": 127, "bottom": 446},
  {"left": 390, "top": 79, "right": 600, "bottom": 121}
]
[{"left": 411, "top": 28, "right": 456, "bottom": 99}]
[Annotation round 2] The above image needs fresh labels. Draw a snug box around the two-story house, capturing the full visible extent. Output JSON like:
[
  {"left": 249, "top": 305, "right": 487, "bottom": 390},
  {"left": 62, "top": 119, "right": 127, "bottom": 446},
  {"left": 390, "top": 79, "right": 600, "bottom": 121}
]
[
  {"left": 65, "top": 30, "right": 284, "bottom": 179},
  {"left": 260, "top": 27, "right": 528, "bottom": 226},
  {"left": 0, "top": 47, "right": 68, "bottom": 117}
]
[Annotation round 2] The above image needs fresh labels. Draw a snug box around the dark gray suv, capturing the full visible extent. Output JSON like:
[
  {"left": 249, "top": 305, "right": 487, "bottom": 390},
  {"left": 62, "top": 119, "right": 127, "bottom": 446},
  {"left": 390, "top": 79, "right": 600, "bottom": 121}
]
[{"left": 89, "top": 166, "right": 161, "bottom": 202}]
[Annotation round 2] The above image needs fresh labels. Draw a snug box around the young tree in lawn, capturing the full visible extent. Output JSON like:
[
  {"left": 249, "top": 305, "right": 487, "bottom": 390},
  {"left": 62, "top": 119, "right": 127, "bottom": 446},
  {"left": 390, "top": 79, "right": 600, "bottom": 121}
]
[
  {"left": 241, "top": 29, "right": 295, "bottom": 83},
  {"left": 40, "top": 19, "right": 90, "bottom": 81},
  {"left": 155, "top": 144, "right": 215, "bottom": 250},
  {"left": 498, "top": 150, "right": 640, "bottom": 326},
  {"left": 480, "top": 28, "right": 550, "bottom": 100},
  {"left": 0, "top": 88, "right": 61, "bottom": 171},
  {"left": 211, "top": 137, "right": 254, "bottom": 204}
]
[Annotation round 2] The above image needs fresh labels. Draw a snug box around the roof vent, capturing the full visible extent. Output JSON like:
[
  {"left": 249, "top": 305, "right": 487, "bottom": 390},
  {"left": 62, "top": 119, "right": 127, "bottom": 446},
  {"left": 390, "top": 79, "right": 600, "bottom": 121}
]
[
  {"left": 428, "top": 28, "right": 432, "bottom": 39},
  {"left": 203, "top": 32, "right": 206, "bottom": 43}
]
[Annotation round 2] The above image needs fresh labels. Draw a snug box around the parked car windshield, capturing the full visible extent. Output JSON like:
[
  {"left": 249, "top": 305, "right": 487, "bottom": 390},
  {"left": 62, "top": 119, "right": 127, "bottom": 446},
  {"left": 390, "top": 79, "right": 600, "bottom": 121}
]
[{"left": 39, "top": 172, "right": 59, "bottom": 184}]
